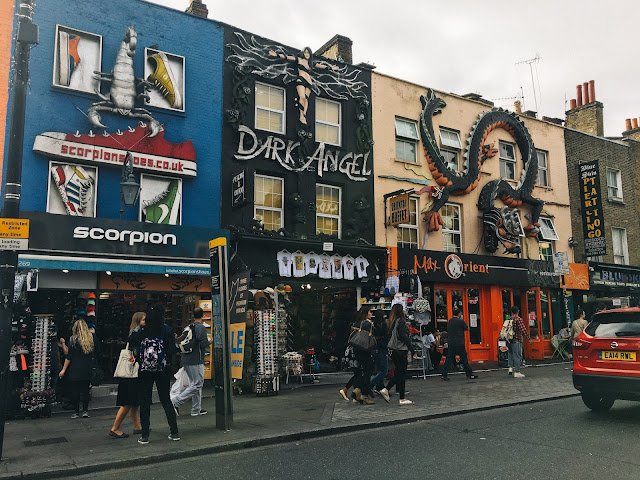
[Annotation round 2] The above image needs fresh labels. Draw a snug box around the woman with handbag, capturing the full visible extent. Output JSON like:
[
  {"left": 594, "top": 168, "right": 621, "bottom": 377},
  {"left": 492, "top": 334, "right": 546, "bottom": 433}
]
[
  {"left": 339, "top": 307, "right": 376, "bottom": 405},
  {"left": 59, "top": 319, "right": 96, "bottom": 418},
  {"left": 109, "top": 312, "right": 145, "bottom": 438},
  {"left": 379, "top": 304, "right": 414, "bottom": 405}
]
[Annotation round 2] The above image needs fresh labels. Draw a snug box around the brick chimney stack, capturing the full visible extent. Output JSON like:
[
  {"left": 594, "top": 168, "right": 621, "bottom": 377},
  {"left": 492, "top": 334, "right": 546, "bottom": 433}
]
[
  {"left": 315, "top": 34, "right": 353, "bottom": 64},
  {"left": 622, "top": 117, "right": 640, "bottom": 141},
  {"left": 186, "top": 0, "right": 208, "bottom": 18},
  {"left": 566, "top": 80, "right": 604, "bottom": 136}
]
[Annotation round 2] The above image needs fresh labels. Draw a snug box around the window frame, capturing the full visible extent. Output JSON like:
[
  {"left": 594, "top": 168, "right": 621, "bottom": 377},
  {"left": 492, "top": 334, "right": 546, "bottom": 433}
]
[
  {"left": 254, "top": 173, "right": 284, "bottom": 231},
  {"left": 612, "top": 227, "right": 629, "bottom": 265},
  {"left": 536, "top": 150, "right": 549, "bottom": 187},
  {"left": 395, "top": 117, "right": 419, "bottom": 163},
  {"left": 606, "top": 168, "right": 623, "bottom": 200},
  {"left": 439, "top": 128, "right": 462, "bottom": 149},
  {"left": 315, "top": 183, "right": 342, "bottom": 239},
  {"left": 397, "top": 197, "right": 419, "bottom": 248},
  {"left": 538, "top": 216, "right": 559, "bottom": 241},
  {"left": 315, "top": 97, "right": 342, "bottom": 146},
  {"left": 442, "top": 203, "right": 462, "bottom": 253},
  {"left": 539, "top": 240, "right": 554, "bottom": 262},
  {"left": 254, "top": 82, "right": 286, "bottom": 135},
  {"left": 499, "top": 140, "right": 516, "bottom": 180},
  {"left": 441, "top": 149, "right": 460, "bottom": 172}
]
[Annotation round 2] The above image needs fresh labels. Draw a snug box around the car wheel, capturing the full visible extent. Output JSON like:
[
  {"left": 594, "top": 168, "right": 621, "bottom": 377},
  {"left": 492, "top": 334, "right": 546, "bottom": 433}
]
[{"left": 581, "top": 392, "right": 615, "bottom": 412}]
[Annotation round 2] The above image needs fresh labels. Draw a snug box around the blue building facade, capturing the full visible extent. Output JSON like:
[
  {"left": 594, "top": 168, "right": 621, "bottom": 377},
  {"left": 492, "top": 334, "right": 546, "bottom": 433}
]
[{"left": 3, "top": 0, "right": 226, "bottom": 278}]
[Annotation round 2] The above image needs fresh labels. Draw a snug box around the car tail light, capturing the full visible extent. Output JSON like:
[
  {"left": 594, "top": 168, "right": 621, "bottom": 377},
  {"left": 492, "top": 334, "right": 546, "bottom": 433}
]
[{"left": 573, "top": 339, "right": 592, "bottom": 349}]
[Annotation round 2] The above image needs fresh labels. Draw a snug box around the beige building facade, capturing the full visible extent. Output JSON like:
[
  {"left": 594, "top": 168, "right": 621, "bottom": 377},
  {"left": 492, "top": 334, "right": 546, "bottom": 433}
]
[{"left": 370, "top": 71, "right": 577, "bottom": 362}]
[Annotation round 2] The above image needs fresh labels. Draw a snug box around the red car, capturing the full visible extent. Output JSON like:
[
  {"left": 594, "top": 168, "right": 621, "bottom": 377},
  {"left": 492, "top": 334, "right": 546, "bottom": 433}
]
[{"left": 572, "top": 307, "right": 640, "bottom": 411}]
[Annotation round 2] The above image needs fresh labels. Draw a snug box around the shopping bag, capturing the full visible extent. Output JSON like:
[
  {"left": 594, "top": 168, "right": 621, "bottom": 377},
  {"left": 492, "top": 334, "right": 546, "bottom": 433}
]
[
  {"left": 170, "top": 367, "right": 189, "bottom": 401},
  {"left": 113, "top": 343, "right": 139, "bottom": 379}
]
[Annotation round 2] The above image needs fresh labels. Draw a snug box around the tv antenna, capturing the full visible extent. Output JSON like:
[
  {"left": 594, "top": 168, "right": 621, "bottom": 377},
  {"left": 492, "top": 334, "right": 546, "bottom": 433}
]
[
  {"left": 492, "top": 87, "right": 525, "bottom": 110},
  {"left": 515, "top": 53, "right": 541, "bottom": 112}
]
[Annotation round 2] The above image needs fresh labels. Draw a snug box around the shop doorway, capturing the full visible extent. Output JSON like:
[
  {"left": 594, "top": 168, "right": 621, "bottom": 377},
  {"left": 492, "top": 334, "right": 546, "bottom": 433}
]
[{"left": 434, "top": 285, "right": 491, "bottom": 362}]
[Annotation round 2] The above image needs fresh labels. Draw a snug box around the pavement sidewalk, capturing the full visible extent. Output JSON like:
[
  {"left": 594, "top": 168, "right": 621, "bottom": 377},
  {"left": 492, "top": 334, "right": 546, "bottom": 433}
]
[{"left": 0, "top": 362, "right": 576, "bottom": 479}]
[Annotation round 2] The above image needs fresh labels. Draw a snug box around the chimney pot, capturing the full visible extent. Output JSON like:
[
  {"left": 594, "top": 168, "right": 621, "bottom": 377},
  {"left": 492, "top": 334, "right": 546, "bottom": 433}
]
[
  {"left": 570, "top": 99, "right": 577, "bottom": 110},
  {"left": 632, "top": 118, "right": 638, "bottom": 129},
  {"left": 625, "top": 118, "right": 632, "bottom": 131},
  {"left": 185, "top": 0, "right": 208, "bottom": 18},
  {"left": 583, "top": 82, "right": 590, "bottom": 104},
  {"left": 589, "top": 80, "right": 596, "bottom": 102},
  {"left": 576, "top": 85, "right": 583, "bottom": 106},
  {"left": 514, "top": 100, "right": 522, "bottom": 114}
]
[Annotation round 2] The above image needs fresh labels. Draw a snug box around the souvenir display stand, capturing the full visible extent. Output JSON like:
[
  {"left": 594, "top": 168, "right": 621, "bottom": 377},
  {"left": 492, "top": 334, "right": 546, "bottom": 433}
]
[
  {"left": 21, "top": 314, "right": 56, "bottom": 417},
  {"left": 198, "top": 299, "right": 213, "bottom": 380},
  {"left": 253, "top": 308, "right": 280, "bottom": 395}
]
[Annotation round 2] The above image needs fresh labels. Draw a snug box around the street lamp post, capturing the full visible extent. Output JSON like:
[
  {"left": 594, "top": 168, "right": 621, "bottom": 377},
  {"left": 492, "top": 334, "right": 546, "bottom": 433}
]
[
  {"left": 119, "top": 152, "right": 140, "bottom": 219},
  {"left": 0, "top": 0, "right": 38, "bottom": 460}
]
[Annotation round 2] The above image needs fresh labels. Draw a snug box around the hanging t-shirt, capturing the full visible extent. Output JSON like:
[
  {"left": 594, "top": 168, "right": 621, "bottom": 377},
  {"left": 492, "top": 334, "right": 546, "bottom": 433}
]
[
  {"left": 292, "top": 251, "right": 306, "bottom": 277},
  {"left": 355, "top": 256, "right": 369, "bottom": 278},
  {"left": 330, "top": 254, "right": 343, "bottom": 280},
  {"left": 342, "top": 255, "right": 355, "bottom": 280},
  {"left": 305, "top": 252, "right": 321, "bottom": 275},
  {"left": 318, "top": 254, "right": 332, "bottom": 279},
  {"left": 277, "top": 250, "right": 292, "bottom": 277}
]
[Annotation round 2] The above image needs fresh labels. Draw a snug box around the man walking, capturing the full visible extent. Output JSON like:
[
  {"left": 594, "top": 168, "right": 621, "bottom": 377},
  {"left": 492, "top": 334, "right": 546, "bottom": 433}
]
[
  {"left": 172, "top": 307, "right": 211, "bottom": 416},
  {"left": 508, "top": 306, "right": 531, "bottom": 378},
  {"left": 441, "top": 308, "right": 477, "bottom": 381}
]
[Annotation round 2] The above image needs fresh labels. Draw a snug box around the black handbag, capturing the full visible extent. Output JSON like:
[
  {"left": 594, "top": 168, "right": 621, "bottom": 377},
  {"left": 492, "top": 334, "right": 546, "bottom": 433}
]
[
  {"left": 90, "top": 351, "right": 104, "bottom": 386},
  {"left": 348, "top": 320, "right": 377, "bottom": 351}
]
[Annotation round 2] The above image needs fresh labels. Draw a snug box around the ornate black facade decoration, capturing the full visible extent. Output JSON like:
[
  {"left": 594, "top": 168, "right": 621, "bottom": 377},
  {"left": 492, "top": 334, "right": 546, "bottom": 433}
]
[
  {"left": 226, "top": 66, "right": 253, "bottom": 129},
  {"left": 343, "top": 196, "right": 372, "bottom": 241},
  {"left": 418, "top": 89, "right": 544, "bottom": 254}
]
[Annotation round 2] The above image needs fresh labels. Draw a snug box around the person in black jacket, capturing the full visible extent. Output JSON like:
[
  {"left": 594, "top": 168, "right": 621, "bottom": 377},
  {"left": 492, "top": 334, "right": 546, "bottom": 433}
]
[
  {"left": 129, "top": 304, "right": 179, "bottom": 444},
  {"left": 339, "top": 307, "right": 375, "bottom": 405},
  {"left": 59, "top": 319, "right": 97, "bottom": 418},
  {"left": 441, "top": 308, "right": 477, "bottom": 381},
  {"left": 380, "top": 304, "right": 414, "bottom": 405},
  {"left": 369, "top": 309, "right": 389, "bottom": 394}
]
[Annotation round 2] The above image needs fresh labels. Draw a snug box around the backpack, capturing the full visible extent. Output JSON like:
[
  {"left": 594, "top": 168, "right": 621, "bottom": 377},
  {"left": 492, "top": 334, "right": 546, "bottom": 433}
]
[
  {"left": 178, "top": 324, "right": 198, "bottom": 354},
  {"left": 139, "top": 336, "right": 167, "bottom": 372},
  {"left": 500, "top": 318, "right": 515, "bottom": 341}
]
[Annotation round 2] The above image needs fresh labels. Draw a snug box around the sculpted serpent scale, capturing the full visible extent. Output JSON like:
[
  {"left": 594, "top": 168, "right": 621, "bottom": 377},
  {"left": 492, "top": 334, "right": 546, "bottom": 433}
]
[{"left": 419, "top": 89, "right": 543, "bottom": 254}]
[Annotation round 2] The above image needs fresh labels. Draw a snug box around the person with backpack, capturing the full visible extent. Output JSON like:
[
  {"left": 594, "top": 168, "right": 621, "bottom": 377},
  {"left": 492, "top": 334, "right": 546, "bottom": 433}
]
[
  {"left": 506, "top": 306, "right": 532, "bottom": 378},
  {"left": 441, "top": 308, "right": 477, "bottom": 381},
  {"left": 171, "top": 307, "right": 211, "bottom": 416},
  {"left": 129, "top": 304, "right": 179, "bottom": 444}
]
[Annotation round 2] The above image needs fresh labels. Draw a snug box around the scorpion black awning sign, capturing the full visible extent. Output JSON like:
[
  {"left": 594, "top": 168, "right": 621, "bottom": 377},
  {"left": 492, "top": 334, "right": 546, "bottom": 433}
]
[{"left": 578, "top": 160, "right": 606, "bottom": 257}]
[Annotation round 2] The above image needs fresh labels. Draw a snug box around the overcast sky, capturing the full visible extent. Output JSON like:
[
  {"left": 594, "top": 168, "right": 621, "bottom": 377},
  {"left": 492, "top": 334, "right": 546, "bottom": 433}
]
[{"left": 150, "top": 0, "right": 640, "bottom": 136}]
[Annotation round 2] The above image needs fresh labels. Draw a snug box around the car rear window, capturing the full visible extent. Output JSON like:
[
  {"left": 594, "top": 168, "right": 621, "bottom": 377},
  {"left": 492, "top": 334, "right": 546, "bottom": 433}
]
[{"left": 585, "top": 311, "right": 640, "bottom": 338}]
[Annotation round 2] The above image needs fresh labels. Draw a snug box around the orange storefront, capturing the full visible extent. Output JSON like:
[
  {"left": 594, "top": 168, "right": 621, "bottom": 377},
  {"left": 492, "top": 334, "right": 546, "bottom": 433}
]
[{"left": 393, "top": 247, "right": 568, "bottom": 362}]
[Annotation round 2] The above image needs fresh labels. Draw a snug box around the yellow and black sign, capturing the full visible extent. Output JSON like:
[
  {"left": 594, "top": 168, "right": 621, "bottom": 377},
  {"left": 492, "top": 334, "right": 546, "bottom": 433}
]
[
  {"left": 389, "top": 193, "right": 410, "bottom": 226},
  {"left": 0, "top": 218, "right": 29, "bottom": 238},
  {"left": 578, "top": 160, "right": 606, "bottom": 257}
]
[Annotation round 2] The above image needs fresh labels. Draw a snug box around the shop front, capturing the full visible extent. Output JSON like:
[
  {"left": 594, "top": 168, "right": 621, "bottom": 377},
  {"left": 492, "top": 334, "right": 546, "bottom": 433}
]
[
  {"left": 15, "top": 211, "right": 226, "bottom": 381},
  {"left": 393, "top": 247, "right": 564, "bottom": 362},
  {"left": 587, "top": 262, "right": 640, "bottom": 311},
  {"left": 227, "top": 234, "right": 386, "bottom": 390}
]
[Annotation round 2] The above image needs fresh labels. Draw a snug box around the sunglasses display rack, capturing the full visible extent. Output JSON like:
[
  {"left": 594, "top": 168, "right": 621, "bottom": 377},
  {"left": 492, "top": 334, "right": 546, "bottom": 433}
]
[
  {"left": 21, "top": 314, "right": 56, "bottom": 415},
  {"left": 254, "top": 309, "right": 280, "bottom": 395}
]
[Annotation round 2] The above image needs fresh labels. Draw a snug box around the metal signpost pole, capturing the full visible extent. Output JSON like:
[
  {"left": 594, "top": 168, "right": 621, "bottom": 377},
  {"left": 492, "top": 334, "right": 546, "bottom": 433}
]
[
  {"left": 209, "top": 237, "right": 233, "bottom": 430},
  {"left": 0, "top": 0, "right": 38, "bottom": 460}
]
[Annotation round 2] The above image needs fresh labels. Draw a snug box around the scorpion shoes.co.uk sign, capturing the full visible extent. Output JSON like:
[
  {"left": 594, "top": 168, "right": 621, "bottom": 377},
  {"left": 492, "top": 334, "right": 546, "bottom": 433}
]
[
  {"left": 578, "top": 160, "right": 606, "bottom": 257},
  {"left": 33, "top": 125, "right": 197, "bottom": 178}
]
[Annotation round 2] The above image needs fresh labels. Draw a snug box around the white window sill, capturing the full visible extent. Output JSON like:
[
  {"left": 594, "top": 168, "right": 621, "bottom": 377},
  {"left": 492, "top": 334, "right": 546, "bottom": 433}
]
[
  {"left": 608, "top": 197, "right": 625, "bottom": 205},
  {"left": 394, "top": 158, "right": 421, "bottom": 165}
]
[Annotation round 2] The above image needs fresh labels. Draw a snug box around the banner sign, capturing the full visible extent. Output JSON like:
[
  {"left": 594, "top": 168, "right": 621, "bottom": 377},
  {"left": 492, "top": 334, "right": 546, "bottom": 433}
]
[
  {"left": 229, "top": 270, "right": 250, "bottom": 322},
  {"left": 389, "top": 193, "right": 410, "bottom": 226},
  {"left": 230, "top": 322, "right": 246, "bottom": 379},
  {"left": 397, "top": 247, "right": 560, "bottom": 288},
  {"left": 578, "top": 161, "right": 606, "bottom": 257},
  {"left": 231, "top": 170, "right": 246, "bottom": 208},
  {"left": 552, "top": 252, "right": 570, "bottom": 275}
]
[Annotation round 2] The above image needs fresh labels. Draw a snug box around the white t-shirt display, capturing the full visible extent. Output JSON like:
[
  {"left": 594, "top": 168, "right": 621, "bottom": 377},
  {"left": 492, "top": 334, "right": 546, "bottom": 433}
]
[
  {"left": 342, "top": 255, "right": 355, "bottom": 280},
  {"left": 331, "top": 254, "right": 343, "bottom": 280},
  {"left": 318, "top": 254, "right": 332, "bottom": 279},
  {"left": 305, "top": 252, "right": 321, "bottom": 275},
  {"left": 355, "top": 256, "right": 369, "bottom": 278},
  {"left": 292, "top": 251, "right": 306, "bottom": 278},
  {"left": 277, "top": 250, "right": 292, "bottom": 277}
]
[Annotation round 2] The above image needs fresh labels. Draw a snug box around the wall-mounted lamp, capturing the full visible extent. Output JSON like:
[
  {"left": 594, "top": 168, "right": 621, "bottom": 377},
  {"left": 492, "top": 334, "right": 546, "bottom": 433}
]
[{"left": 119, "top": 151, "right": 140, "bottom": 219}]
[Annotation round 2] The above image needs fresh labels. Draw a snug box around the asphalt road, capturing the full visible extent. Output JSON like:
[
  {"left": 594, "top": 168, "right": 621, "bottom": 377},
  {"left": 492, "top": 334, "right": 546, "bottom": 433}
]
[{"left": 74, "top": 396, "right": 640, "bottom": 480}]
